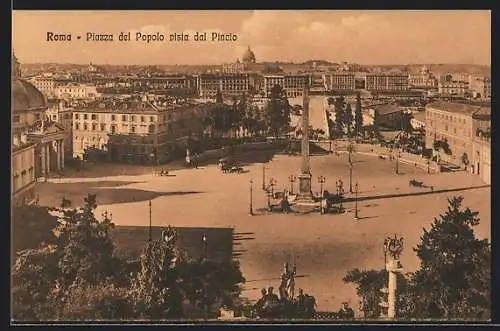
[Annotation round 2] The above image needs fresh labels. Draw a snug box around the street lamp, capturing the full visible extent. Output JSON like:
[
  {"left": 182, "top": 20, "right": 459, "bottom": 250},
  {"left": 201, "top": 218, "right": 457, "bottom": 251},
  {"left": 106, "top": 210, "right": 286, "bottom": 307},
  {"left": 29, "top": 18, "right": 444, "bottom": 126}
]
[
  {"left": 383, "top": 237, "right": 390, "bottom": 269},
  {"left": 288, "top": 175, "right": 297, "bottom": 195},
  {"left": 395, "top": 149, "right": 401, "bottom": 175},
  {"left": 249, "top": 179, "right": 254, "bottom": 216},
  {"left": 148, "top": 200, "right": 152, "bottom": 242},
  {"left": 318, "top": 176, "right": 326, "bottom": 198},
  {"left": 348, "top": 161, "right": 353, "bottom": 194},
  {"left": 354, "top": 182, "right": 359, "bottom": 219},
  {"left": 427, "top": 158, "right": 430, "bottom": 174},
  {"left": 269, "top": 178, "right": 277, "bottom": 197},
  {"left": 262, "top": 163, "right": 267, "bottom": 191}
]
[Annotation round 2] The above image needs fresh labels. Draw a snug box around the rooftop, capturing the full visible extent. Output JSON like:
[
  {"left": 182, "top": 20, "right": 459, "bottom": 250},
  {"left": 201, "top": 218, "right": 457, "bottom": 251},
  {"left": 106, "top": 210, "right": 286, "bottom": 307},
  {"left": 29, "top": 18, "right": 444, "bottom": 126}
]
[
  {"left": 373, "top": 104, "right": 401, "bottom": 115},
  {"left": 427, "top": 101, "right": 489, "bottom": 116}
]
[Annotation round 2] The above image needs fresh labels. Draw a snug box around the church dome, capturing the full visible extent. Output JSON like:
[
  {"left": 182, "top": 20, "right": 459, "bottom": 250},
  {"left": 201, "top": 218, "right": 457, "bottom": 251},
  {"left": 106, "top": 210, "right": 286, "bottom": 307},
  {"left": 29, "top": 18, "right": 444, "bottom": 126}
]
[
  {"left": 12, "top": 79, "right": 47, "bottom": 112},
  {"left": 11, "top": 52, "right": 47, "bottom": 112},
  {"left": 242, "top": 46, "right": 256, "bottom": 63}
]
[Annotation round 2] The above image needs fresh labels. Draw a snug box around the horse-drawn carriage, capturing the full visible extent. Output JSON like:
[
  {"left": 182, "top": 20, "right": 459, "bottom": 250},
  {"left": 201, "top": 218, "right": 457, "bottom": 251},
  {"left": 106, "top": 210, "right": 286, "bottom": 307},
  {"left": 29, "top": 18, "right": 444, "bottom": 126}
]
[
  {"left": 409, "top": 179, "right": 424, "bottom": 187},
  {"left": 218, "top": 158, "right": 244, "bottom": 174}
]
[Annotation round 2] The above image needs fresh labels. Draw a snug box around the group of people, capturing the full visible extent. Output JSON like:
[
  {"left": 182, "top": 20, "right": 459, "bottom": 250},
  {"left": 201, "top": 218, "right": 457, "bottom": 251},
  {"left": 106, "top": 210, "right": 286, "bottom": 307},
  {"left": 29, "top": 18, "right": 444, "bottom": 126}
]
[{"left": 253, "top": 287, "right": 317, "bottom": 318}]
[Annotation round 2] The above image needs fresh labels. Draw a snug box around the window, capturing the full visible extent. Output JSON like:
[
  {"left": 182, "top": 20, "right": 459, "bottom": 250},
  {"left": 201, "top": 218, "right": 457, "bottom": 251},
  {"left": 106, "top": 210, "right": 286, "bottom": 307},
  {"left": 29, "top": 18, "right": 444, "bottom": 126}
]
[
  {"left": 13, "top": 115, "right": 20, "bottom": 123},
  {"left": 141, "top": 116, "right": 145, "bottom": 122},
  {"left": 111, "top": 125, "right": 116, "bottom": 134},
  {"left": 75, "top": 114, "right": 80, "bottom": 119},
  {"left": 111, "top": 115, "right": 116, "bottom": 121},
  {"left": 150, "top": 116, "right": 154, "bottom": 122},
  {"left": 131, "top": 126, "right": 136, "bottom": 133},
  {"left": 91, "top": 114, "right": 97, "bottom": 120},
  {"left": 445, "top": 125, "right": 448, "bottom": 131},
  {"left": 100, "top": 123, "right": 105, "bottom": 131},
  {"left": 75, "top": 123, "right": 80, "bottom": 130},
  {"left": 148, "top": 125, "right": 155, "bottom": 133},
  {"left": 83, "top": 124, "right": 88, "bottom": 130},
  {"left": 92, "top": 124, "right": 97, "bottom": 131},
  {"left": 453, "top": 128, "right": 457, "bottom": 134},
  {"left": 131, "top": 115, "right": 136, "bottom": 122},
  {"left": 35, "top": 113, "right": 41, "bottom": 120},
  {"left": 84, "top": 114, "right": 88, "bottom": 120},
  {"left": 122, "top": 115, "right": 127, "bottom": 121}
]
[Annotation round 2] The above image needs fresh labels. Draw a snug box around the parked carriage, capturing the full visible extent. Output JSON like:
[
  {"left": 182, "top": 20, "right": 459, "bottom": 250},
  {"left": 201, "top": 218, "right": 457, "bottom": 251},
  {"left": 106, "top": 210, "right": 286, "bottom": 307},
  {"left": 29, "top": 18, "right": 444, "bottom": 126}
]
[{"left": 218, "top": 158, "right": 244, "bottom": 174}]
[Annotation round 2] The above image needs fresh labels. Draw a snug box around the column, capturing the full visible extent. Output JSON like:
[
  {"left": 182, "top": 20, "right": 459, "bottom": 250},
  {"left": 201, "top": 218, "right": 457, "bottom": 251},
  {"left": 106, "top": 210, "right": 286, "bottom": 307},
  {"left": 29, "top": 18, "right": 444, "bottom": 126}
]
[
  {"left": 387, "top": 260, "right": 397, "bottom": 319},
  {"left": 61, "top": 140, "right": 65, "bottom": 170},
  {"left": 45, "top": 143, "right": 50, "bottom": 175},
  {"left": 56, "top": 141, "right": 61, "bottom": 171},
  {"left": 40, "top": 145, "right": 46, "bottom": 176}
]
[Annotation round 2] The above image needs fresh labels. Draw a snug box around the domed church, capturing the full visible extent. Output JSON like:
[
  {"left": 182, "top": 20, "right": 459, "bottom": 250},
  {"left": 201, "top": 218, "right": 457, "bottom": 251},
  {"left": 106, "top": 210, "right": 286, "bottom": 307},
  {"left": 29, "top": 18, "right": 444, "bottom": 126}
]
[
  {"left": 12, "top": 52, "right": 66, "bottom": 205},
  {"left": 242, "top": 46, "right": 256, "bottom": 64}
]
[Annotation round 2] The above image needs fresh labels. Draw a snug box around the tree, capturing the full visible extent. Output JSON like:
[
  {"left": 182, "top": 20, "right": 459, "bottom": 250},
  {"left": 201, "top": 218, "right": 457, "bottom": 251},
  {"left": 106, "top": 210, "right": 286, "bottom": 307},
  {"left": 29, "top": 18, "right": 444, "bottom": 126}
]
[
  {"left": 410, "top": 196, "right": 490, "bottom": 320},
  {"left": 354, "top": 92, "right": 363, "bottom": 137},
  {"left": 51, "top": 194, "right": 119, "bottom": 291},
  {"left": 265, "top": 84, "right": 291, "bottom": 138},
  {"left": 132, "top": 237, "right": 184, "bottom": 319},
  {"left": 12, "top": 194, "right": 127, "bottom": 321},
  {"left": 343, "top": 196, "right": 490, "bottom": 321},
  {"left": 333, "top": 97, "right": 347, "bottom": 138},
  {"left": 344, "top": 103, "right": 354, "bottom": 137},
  {"left": 215, "top": 89, "right": 223, "bottom": 104}
]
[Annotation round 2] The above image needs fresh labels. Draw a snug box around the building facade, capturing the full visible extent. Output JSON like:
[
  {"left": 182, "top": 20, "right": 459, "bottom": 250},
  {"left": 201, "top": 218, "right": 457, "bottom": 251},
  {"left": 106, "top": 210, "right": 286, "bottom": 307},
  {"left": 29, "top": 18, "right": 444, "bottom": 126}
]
[
  {"left": 408, "top": 67, "right": 438, "bottom": 90},
  {"left": 72, "top": 98, "right": 205, "bottom": 163},
  {"left": 12, "top": 53, "right": 65, "bottom": 205},
  {"left": 323, "top": 72, "right": 356, "bottom": 91},
  {"left": 438, "top": 81, "right": 469, "bottom": 97},
  {"left": 55, "top": 83, "right": 100, "bottom": 99},
  {"left": 28, "top": 75, "right": 58, "bottom": 98},
  {"left": 199, "top": 73, "right": 250, "bottom": 100},
  {"left": 263, "top": 74, "right": 309, "bottom": 98},
  {"left": 424, "top": 101, "right": 489, "bottom": 166},
  {"left": 46, "top": 99, "right": 74, "bottom": 160},
  {"left": 469, "top": 75, "right": 491, "bottom": 99},
  {"left": 470, "top": 107, "right": 491, "bottom": 184},
  {"left": 366, "top": 72, "right": 409, "bottom": 91}
]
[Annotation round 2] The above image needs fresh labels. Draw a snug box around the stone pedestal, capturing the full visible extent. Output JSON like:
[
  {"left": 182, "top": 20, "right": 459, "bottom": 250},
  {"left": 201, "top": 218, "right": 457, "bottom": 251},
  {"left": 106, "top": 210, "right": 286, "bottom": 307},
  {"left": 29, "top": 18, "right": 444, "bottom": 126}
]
[{"left": 297, "top": 173, "right": 313, "bottom": 201}]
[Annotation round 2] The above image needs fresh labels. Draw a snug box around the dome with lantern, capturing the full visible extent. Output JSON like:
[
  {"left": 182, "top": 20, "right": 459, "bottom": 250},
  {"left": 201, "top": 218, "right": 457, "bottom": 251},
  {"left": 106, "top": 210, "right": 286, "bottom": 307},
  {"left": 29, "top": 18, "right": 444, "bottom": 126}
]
[{"left": 242, "top": 46, "right": 256, "bottom": 64}]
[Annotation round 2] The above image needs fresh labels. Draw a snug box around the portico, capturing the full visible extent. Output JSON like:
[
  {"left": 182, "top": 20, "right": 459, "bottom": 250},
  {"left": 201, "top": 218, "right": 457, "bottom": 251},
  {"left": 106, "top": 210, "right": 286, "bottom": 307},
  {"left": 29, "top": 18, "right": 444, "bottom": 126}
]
[{"left": 27, "top": 120, "right": 66, "bottom": 177}]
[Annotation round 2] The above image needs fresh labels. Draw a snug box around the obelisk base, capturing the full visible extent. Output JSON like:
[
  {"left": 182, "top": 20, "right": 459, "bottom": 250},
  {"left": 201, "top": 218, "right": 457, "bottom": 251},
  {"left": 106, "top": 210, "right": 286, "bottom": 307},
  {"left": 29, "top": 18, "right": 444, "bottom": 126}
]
[{"left": 295, "top": 173, "right": 315, "bottom": 203}]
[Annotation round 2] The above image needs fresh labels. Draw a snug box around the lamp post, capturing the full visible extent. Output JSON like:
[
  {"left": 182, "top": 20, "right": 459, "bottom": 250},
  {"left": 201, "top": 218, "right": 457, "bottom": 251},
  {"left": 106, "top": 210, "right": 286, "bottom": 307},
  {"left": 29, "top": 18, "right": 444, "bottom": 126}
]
[
  {"left": 262, "top": 163, "right": 267, "bottom": 191},
  {"left": 148, "top": 200, "right": 152, "bottom": 242},
  {"left": 395, "top": 149, "right": 401, "bottom": 174},
  {"left": 288, "top": 175, "right": 297, "bottom": 195},
  {"left": 354, "top": 182, "right": 359, "bottom": 219},
  {"left": 427, "top": 158, "right": 430, "bottom": 174},
  {"left": 318, "top": 176, "right": 326, "bottom": 198},
  {"left": 269, "top": 178, "right": 277, "bottom": 197},
  {"left": 249, "top": 179, "right": 254, "bottom": 216},
  {"left": 348, "top": 161, "right": 353, "bottom": 194}
]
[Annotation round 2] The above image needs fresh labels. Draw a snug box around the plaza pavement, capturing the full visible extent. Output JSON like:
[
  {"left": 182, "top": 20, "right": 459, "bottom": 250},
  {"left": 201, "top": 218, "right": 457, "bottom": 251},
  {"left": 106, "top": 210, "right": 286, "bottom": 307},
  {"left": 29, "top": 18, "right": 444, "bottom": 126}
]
[{"left": 35, "top": 152, "right": 491, "bottom": 312}]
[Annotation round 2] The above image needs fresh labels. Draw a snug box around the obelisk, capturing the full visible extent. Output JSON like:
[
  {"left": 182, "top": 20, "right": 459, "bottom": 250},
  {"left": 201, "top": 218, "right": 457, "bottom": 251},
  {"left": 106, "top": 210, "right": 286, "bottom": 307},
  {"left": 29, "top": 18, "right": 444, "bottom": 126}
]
[{"left": 296, "top": 81, "right": 314, "bottom": 203}]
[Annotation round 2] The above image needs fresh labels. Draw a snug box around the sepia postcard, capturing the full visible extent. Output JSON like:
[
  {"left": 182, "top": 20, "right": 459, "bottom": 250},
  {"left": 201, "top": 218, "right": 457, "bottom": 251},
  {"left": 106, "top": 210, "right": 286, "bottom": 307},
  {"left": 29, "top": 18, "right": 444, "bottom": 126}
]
[{"left": 11, "top": 10, "right": 491, "bottom": 323}]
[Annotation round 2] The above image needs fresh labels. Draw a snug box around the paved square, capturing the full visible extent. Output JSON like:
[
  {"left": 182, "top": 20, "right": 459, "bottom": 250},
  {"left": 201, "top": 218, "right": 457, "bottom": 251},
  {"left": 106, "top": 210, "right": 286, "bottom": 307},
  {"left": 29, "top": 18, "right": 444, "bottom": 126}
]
[{"left": 36, "top": 152, "right": 490, "bottom": 312}]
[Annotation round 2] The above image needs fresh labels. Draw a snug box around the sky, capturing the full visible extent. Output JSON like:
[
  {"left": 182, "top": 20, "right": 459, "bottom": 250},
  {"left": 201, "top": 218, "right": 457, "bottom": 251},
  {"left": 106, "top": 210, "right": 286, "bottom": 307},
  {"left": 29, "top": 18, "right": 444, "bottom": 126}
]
[{"left": 12, "top": 10, "right": 491, "bottom": 66}]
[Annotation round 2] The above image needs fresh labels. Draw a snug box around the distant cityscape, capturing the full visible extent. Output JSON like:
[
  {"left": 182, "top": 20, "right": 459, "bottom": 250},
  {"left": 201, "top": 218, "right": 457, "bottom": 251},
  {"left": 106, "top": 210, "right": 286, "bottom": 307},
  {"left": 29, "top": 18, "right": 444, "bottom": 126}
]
[{"left": 11, "top": 46, "right": 491, "bottom": 206}]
